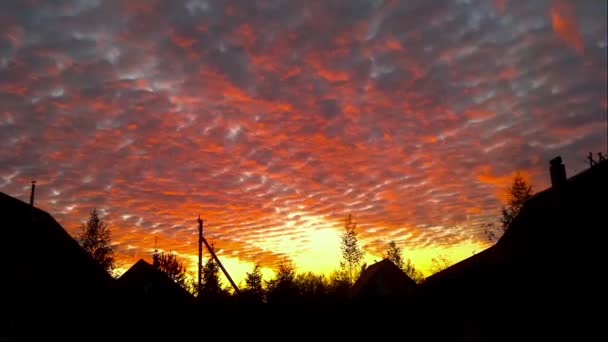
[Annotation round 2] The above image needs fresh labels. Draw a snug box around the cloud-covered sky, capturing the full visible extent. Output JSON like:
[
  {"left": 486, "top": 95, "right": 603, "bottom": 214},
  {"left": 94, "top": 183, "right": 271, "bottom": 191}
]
[{"left": 1, "top": 0, "right": 606, "bottom": 279}]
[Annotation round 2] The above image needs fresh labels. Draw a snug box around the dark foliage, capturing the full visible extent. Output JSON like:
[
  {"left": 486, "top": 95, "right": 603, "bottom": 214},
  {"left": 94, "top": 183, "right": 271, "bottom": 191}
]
[
  {"left": 153, "top": 251, "right": 187, "bottom": 289},
  {"left": 78, "top": 209, "right": 114, "bottom": 273}
]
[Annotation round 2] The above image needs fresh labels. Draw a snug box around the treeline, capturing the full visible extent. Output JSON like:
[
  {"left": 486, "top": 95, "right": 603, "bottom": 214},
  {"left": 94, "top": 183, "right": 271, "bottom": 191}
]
[
  {"left": 77, "top": 210, "right": 427, "bottom": 303},
  {"left": 75, "top": 173, "right": 533, "bottom": 303},
  {"left": 151, "top": 214, "right": 426, "bottom": 304}
]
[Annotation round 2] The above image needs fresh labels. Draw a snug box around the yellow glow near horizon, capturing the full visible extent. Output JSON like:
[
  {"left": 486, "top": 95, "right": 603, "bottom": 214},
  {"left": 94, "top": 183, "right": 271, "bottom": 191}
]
[
  {"left": 402, "top": 241, "right": 489, "bottom": 276},
  {"left": 291, "top": 224, "right": 343, "bottom": 274},
  {"left": 184, "top": 227, "right": 487, "bottom": 286},
  {"left": 113, "top": 213, "right": 489, "bottom": 285}
]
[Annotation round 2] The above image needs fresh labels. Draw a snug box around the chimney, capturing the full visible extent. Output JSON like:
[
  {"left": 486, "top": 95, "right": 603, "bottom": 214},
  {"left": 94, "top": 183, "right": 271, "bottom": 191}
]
[
  {"left": 29, "top": 180, "right": 36, "bottom": 206},
  {"left": 550, "top": 156, "right": 567, "bottom": 187}
]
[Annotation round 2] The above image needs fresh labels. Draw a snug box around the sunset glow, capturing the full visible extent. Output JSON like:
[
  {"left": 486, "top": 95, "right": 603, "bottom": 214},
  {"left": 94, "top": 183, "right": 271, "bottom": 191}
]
[{"left": 1, "top": 0, "right": 606, "bottom": 283}]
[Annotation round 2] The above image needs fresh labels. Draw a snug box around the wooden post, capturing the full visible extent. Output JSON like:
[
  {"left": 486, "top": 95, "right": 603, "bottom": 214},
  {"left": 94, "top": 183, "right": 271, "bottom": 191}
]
[{"left": 201, "top": 236, "right": 240, "bottom": 295}]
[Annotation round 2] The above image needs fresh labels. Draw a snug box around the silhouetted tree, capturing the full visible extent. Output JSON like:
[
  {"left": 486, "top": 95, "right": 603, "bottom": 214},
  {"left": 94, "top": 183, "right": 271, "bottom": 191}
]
[
  {"left": 186, "top": 272, "right": 199, "bottom": 296},
  {"left": 384, "top": 241, "right": 425, "bottom": 282},
  {"left": 198, "top": 243, "right": 233, "bottom": 304},
  {"left": 340, "top": 214, "right": 364, "bottom": 285},
  {"left": 295, "top": 272, "right": 328, "bottom": 302},
  {"left": 403, "top": 259, "right": 425, "bottom": 284},
  {"left": 385, "top": 241, "right": 404, "bottom": 270},
  {"left": 78, "top": 209, "right": 114, "bottom": 273},
  {"left": 430, "top": 254, "right": 453, "bottom": 274},
  {"left": 266, "top": 259, "right": 298, "bottom": 304},
  {"left": 201, "top": 257, "right": 221, "bottom": 296},
  {"left": 153, "top": 251, "right": 187, "bottom": 289},
  {"left": 242, "top": 263, "right": 264, "bottom": 304},
  {"left": 485, "top": 173, "right": 533, "bottom": 241},
  {"left": 326, "top": 270, "right": 351, "bottom": 302}
]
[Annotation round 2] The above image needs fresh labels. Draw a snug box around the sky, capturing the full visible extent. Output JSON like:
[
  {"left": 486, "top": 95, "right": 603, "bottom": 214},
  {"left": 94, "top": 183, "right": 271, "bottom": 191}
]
[{"left": 1, "top": 0, "right": 606, "bottom": 283}]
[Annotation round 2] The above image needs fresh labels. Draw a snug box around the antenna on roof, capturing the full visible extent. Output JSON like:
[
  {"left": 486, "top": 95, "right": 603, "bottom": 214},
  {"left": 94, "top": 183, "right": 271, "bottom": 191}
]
[
  {"left": 152, "top": 235, "right": 159, "bottom": 269},
  {"left": 587, "top": 152, "right": 597, "bottom": 167},
  {"left": 198, "top": 215, "right": 203, "bottom": 295},
  {"left": 586, "top": 152, "right": 606, "bottom": 167},
  {"left": 29, "top": 180, "right": 36, "bottom": 206}
]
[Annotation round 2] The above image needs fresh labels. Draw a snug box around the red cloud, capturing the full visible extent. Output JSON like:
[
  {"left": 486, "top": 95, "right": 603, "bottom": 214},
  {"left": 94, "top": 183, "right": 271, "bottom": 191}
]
[
  {"left": 551, "top": 0, "right": 584, "bottom": 54},
  {"left": 495, "top": 0, "right": 507, "bottom": 15},
  {"left": 0, "top": 0, "right": 605, "bottom": 278}
]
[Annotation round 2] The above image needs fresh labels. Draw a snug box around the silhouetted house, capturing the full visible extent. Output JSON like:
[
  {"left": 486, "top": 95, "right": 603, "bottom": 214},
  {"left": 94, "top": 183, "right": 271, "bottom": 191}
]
[
  {"left": 351, "top": 258, "right": 417, "bottom": 302},
  {"left": 0, "top": 192, "right": 115, "bottom": 338},
  {"left": 415, "top": 156, "right": 607, "bottom": 341},
  {"left": 116, "top": 259, "right": 193, "bottom": 307}
]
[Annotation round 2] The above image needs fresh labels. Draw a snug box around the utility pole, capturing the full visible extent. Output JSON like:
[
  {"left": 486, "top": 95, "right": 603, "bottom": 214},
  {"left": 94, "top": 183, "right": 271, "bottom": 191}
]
[
  {"left": 201, "top": 236, "right": 240, "bottom": 295},
  {"left": 198, "top": 215, "right": 203, "bottom": 294},
  {"left": 195, "top": 215, "right": 241, "bottom": 295}
]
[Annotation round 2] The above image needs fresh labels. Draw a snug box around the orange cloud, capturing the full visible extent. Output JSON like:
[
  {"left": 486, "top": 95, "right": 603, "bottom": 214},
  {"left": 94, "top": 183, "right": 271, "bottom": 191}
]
[
  {"left": 421, "top": 135, "right": 438, "bottom": 144},
  {"left": 551, "top": 0, "right": 584, "bottom": 54},
  {"left": 477, "top": 166, "right": 532, "bottom": 202},
  {"left": 171, "top": 31, "right": 198, "bottom": 50},
  {"left": 0, "top": 0, "right": 605, "bottom": 282},
  {"left": 498, "top": 67, "right": 517, "bottom": 81}
]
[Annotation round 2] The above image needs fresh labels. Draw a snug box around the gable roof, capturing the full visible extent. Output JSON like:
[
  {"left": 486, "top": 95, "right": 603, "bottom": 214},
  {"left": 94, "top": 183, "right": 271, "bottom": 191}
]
[
  {"left": 117, "top": 259, "right": 193, "bottom": 306},
  {"left": 496, "top": 158, "right": 607, "bottom": 254},
  {"left": 351, "top": 258, "right": 417, "bottom": 300},
  {"left": 415, "top": 158, "right": 607, "bottom": 340},
  {"left": 423, "top": 159, "right": 607, "bottom": 288},
  {"left": 0, "top": 191, "right": 114, "bottom": 308}
]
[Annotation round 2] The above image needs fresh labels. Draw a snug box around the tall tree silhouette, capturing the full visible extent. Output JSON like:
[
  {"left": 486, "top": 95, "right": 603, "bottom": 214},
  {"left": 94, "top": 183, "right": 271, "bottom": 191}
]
[
  {"left": 243, "top": 262, "right": 264, "bottom": 304},
  {"left": 403, "top": 259, "right": 425, "bottom": 284},
  {"left": 198, "top": 242, "right": 232, "bottom": 303},
  {"left": 485, "top": 173, "right": 533, "bottom": 241},
  {"left": 340, "top": 214, "right": 364, "bottom": 284},
  {"left": 385, "top": 241, "right": 425, "bottom": 283},
  {"left": 430, "top": 254, "right": 453, "bottom": 274},
  {"left": 186, "top": 271, "right": 200, "bottom": 296},
  {"left": 295, "top": 272, "right": 328, "bottom": 302},
  {"left": 153, "top": 251, "right": 187, "bottom": 289},
  {"left": 385, "top": 241, "right": 404, "bottom": 270},
  {"left": 201, "top": 257, "right": 221, "bottom": 296},
  {"left": 78, "top": 209, "right": 114, "bottom": 273},
  {"left": 327, "top": 270, "right": 350, "bottom": 301},
  {"left": 266, "top": 259, "right": 297, "bottom": 304}
]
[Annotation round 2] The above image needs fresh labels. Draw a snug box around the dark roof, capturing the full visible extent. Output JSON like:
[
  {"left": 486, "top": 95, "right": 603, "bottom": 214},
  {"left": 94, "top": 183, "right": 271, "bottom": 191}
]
[
  {"left": 117, "top": 259, "right": 193, "bottom": 306},
  {"left": 415, "top": 159, "right": 607, "bottom": 340},
  {"left": 351, "top": 258, "right": 417, "bottom": 300},
  {"left": 424, "top": 159, "right": 607, "bottom": 287},
  {"left": 0, "top": 192, "right": 114, "bottom": 309}
]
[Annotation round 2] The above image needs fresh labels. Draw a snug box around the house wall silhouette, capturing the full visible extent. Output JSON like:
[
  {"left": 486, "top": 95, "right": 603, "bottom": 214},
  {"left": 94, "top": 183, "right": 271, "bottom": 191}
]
[{"left": 414, "top": 157, "right": 607, "bottom": 341}]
